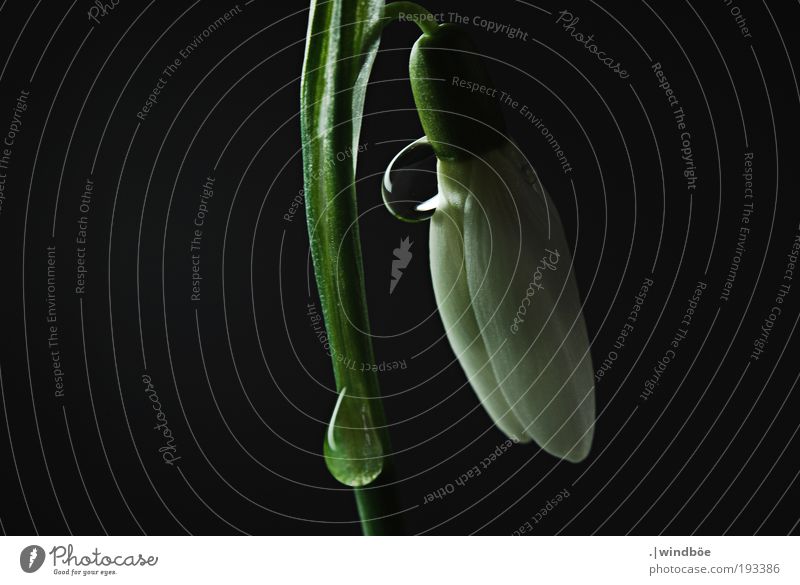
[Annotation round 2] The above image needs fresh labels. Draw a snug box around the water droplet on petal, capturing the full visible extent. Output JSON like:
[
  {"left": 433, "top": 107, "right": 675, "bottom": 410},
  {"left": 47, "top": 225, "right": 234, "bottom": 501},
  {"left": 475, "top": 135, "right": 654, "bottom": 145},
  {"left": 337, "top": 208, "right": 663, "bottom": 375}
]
[
  {"left": 382, "top": 137, "right": 439, "bottom": 222},
  {"left": 324, "top": 387, "right": 384, "bottom": 487}
]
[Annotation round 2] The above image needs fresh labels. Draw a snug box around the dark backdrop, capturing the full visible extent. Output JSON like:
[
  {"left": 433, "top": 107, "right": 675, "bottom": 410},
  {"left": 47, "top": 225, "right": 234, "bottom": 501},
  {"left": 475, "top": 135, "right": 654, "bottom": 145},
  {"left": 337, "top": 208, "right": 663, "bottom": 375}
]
[{"left": 0, "top": 0, "right": 798, "bottom": 535}]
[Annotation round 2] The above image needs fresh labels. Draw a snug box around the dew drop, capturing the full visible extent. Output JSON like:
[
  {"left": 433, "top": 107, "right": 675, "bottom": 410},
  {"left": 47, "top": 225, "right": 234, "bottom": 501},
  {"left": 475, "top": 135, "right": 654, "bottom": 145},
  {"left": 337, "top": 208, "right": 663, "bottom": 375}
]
[
  {"left": 382, "top": 137, "right": 439, "bottom": 222},
  {"left": 323, "top": 387, "right": 384, "bottom": 487}
]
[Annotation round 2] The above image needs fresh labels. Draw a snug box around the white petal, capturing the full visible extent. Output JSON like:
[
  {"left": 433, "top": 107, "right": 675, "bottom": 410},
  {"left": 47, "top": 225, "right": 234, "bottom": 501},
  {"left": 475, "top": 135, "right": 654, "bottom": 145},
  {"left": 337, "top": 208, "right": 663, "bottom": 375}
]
[
  {"left": 429, "top": 186, "right": 528, "bottom": 442},
  {"left": 437, "top": 143, "right": 595, "bottom": 462}
]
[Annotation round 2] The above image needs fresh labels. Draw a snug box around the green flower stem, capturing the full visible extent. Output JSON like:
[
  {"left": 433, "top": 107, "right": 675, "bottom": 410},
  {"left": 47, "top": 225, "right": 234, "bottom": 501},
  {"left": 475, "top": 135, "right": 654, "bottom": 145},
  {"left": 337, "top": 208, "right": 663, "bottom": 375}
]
[
  {"left": 301, "top": 0, "right": 448, "bottom": 536},
  {"left": 382, "top": 1, "right": 440, "bottom": 35},
  {"left": 301, "top": 0, "right": 402, "bottom": 535},
  {"left": 354, "top": 460, "right": 404, "bottom": 535}
]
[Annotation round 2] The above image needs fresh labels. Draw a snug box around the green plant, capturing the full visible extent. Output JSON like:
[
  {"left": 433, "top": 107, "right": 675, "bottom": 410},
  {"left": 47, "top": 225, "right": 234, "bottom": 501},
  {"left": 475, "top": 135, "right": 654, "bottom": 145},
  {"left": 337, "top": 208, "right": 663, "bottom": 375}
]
[{"left": 300, "top": 0, "right": 595, "bottom": 535}]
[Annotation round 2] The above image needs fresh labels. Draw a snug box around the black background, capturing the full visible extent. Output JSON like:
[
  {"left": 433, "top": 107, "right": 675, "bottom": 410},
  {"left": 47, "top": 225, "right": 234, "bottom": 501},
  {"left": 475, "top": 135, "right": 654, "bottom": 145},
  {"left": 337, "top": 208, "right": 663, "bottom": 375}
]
[{"left": 0, "top": 0, "right": 798, "bottom": 535}]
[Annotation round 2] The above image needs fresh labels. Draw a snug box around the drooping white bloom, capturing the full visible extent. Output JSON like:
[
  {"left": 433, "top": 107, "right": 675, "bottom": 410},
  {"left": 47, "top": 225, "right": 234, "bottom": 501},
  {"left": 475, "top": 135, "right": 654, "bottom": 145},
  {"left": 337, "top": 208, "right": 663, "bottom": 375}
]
[{"left": 429, "top": 141, "right": 595, "bottom": 462}]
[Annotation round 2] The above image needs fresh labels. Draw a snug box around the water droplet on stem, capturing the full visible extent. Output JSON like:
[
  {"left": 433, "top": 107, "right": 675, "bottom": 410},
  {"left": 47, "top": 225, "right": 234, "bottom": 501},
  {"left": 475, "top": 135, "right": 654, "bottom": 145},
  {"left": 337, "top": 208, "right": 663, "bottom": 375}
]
[{"left": 324, "top": 387, "right": 384, "bottom": 487}]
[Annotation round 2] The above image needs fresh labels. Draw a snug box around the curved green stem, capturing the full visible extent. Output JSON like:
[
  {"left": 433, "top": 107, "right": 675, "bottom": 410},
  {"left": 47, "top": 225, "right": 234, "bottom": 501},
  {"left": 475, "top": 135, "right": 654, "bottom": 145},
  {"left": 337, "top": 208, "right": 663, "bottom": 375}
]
[
  {"left": 383, "top": 1, "right": 441, "bottom": 35},
  {"left": 302, "top": 0, "right": 446, "bottom": 536},
  {"left": 301, "top": 0, "right": 403, "bottom": 535}
]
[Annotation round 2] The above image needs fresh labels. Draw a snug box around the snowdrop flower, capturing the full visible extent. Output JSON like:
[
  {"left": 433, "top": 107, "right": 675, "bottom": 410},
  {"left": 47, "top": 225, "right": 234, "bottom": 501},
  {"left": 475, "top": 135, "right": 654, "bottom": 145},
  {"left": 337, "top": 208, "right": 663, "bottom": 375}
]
[
  {"left": 386, "top": 23, "right": 595, "bottom": 461},
  {"left": 430, "top": 142, "right": 594, "bottom": 462}
]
